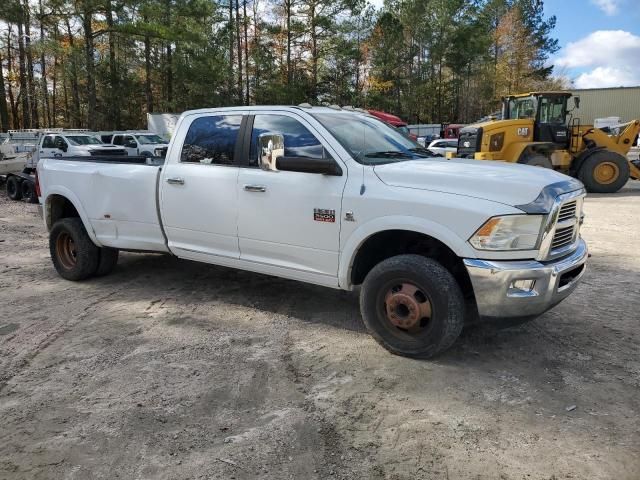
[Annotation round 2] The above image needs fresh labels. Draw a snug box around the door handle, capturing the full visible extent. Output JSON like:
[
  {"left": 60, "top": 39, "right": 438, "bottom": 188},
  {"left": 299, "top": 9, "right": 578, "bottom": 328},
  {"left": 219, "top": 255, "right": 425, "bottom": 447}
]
[
  {"left": 244, "top": 184, "right": 266, "bottom": 192},
  {"left": 166, "top": 177, "right": 185, "bottom": 185}
]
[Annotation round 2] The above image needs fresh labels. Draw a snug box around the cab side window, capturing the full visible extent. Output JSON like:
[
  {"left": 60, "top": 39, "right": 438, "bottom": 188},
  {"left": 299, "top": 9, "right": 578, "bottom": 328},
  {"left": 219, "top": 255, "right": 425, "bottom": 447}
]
[
  {"left": 42, "top": 136, "right": 56, "bottom": 148},
  {"left": 249, "top": 115, "right": 327, "bottom": 168},
  {"left": 181, "top": 115, "right": 243, "bottom": 165},
  {"left": 124, "top": 135, "right": 136, "bottom": 147},
  {"left": 112, "top": 135, "right": 123, "bottom": 145},
  {"left": 54, "top": 136, "right": 67, "bottom": 149}
]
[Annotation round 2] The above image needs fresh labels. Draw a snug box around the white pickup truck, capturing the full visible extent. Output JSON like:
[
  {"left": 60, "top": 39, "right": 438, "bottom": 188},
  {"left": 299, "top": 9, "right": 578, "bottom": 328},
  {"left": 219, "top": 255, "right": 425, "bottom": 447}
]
[
  {"left": 37, "top": 106, "right": 588, "bottom": 358},
  {"left": 35, "top": 132, "right": 127, "bottom": 162}
]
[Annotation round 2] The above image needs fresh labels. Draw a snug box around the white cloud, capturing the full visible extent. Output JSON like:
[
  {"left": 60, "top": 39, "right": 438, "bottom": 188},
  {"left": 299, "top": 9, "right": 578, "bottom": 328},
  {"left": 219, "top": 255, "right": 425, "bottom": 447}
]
[
  {"left": 555, "top": 30, "right": 640, "bottom": 88},
  {"left": 573, "top": 67, "right": 638, "bottom": 89},
  {"left": 591, "top": 0, "right": 620, "bottom": 15}
]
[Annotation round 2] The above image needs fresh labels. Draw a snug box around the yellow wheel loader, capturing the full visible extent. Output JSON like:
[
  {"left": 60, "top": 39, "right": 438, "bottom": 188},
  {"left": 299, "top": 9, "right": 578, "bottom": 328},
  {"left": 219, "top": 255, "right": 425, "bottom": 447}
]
[{"left": 456, "top": 92, "right": 640, "bottom": 193}]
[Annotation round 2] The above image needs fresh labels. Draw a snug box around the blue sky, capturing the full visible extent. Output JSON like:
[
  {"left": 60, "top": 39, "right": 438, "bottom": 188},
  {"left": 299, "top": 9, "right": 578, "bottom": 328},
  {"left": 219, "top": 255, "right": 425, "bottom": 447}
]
[{"left": 547, "top": 0, "right": 640, "bottom": 87}]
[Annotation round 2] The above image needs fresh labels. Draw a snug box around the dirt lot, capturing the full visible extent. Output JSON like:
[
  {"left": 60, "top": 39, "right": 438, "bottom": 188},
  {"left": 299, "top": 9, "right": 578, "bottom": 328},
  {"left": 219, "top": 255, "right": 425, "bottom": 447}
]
[{"left": 0, "top": 183, "right": 639, "bottom": 480}]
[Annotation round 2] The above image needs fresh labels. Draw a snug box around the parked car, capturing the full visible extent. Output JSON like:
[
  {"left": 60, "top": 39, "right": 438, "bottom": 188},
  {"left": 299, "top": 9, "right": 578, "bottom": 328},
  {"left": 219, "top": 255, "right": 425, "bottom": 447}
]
[
  {"left": 111, "top": 132, "right": 169, "bottom": 157},
  {"left": 35, "top": 132, "right": 126, "bottom": 162},
  {"left": 367, "top": 110, "right": 418, "bottom": 141},
  {"left": 38, "top": 105, "right": 588, "bottom": 358},
  {"left": 442, "top": 123, "right": 466, "bottom": 139},
  {"left": 427, "top": 139, "right": 458, "bottom": 156}
]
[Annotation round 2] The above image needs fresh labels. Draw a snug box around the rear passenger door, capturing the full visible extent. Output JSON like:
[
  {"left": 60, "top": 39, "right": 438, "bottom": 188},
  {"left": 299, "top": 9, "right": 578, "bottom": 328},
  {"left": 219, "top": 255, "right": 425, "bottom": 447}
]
[
  {"left": 236, "top": 111, "right": 346, "bottom": 280},
  {"left": 160, "top": 113, "right": 246, "bottom": 260}
]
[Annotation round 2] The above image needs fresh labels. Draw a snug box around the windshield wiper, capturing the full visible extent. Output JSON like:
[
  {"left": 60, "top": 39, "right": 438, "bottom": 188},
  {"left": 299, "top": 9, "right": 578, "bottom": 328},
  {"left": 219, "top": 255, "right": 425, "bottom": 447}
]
[
  {"left": 364, "top": 150, "right": 413, "bottom": 158},
  {"left": 409, "top": 147, "right": 439, "bottom": 157}
]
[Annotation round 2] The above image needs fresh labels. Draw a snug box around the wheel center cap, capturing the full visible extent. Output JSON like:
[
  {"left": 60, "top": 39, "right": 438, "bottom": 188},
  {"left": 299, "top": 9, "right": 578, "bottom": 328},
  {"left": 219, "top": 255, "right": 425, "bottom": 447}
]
[{"left": 386, "top": 293, "right": 421, "bottom": 329}]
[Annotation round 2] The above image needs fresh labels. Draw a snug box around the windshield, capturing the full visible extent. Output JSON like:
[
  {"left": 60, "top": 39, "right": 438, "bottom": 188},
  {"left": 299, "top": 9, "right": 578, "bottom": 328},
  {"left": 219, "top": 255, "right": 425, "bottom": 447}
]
[
  {"left": 396, "top": 125, "right": 409, "bottom": 135},
  {"left": 66, "top": 135, "right": 103, "bottom": 145},
  {"left": 136, "top": 134, "right": 166, "bottom": 144},
  {"left": 508, "top": 96, "right": 536, "bottom": 120},
  {"left": 311, "top": 112, "right": 437, "bottom": 165},
  {"left": 538, "top": 96, "right": 567, "bottom": 124}
]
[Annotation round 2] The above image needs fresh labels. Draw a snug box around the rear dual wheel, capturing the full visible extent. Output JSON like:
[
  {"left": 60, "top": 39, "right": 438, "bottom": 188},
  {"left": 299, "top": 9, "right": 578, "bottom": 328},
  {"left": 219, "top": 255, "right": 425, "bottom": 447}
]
[
  {"left": 360, "top": 255, "right": 464, "bottom": 359},
  {"left": 49, "top": 218, "right": 119, "bottom": 280},
  {"left": 7, "top": 176, "right": 23, "bottom": 201}
]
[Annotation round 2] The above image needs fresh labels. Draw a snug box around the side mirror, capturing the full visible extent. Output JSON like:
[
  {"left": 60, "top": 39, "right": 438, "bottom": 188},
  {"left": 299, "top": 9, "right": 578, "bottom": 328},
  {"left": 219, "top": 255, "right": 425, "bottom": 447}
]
[
  {"left": 258, "top": 134, "right": 285, "bottom": 171},
  {"left": 126, "top": 141, "right": 137, "bottom": 148},
  {"left": 573, "top": 96, "right": 580, "bottom": 109},
  {"left": 276, "top": 156, "right": 342, "bottom": 176},
  {"left": 57, "top": 143, "right": 67, "bottom": 152}
]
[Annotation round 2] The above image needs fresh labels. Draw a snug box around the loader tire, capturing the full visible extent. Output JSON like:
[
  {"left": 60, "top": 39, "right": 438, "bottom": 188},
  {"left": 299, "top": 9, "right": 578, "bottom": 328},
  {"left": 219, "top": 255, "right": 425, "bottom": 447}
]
[
  {"left": 7, "top": 176, "right": 23, "bottom": 201},
  {"left": 360, "top": 254, "right": 464, "bottom": 359},
  {"left": 49, "top": 218, "right": 100, "bottom": 281},
  {"left": 578, "top": 151, "right": 629, "bottom": 193},
  {"left": 518, "top": 153, "right": 552, "bottom": 168}
]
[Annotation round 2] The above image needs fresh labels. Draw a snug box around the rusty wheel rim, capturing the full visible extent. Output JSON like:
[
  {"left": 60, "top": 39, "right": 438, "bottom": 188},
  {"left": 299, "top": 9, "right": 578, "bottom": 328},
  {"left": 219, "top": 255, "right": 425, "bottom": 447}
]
[
  {"left": 56, "top": 232, "right": 77, "bottom": 270},
  {"left": 383, "top": 282, "right": 432, "bottom": 333},
  {"left": 593, "top": 161, "right": 619, "bottom": 185}
]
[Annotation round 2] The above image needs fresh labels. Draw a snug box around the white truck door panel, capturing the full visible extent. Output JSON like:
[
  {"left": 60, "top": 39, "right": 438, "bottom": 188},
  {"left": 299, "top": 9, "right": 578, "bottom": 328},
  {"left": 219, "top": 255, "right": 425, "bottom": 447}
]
[
  {"left": 160, "top": 113, "right": 244, "bottom": 259},
  {"left": 237, "top": 112, "right": 346, "bottom": 277}
]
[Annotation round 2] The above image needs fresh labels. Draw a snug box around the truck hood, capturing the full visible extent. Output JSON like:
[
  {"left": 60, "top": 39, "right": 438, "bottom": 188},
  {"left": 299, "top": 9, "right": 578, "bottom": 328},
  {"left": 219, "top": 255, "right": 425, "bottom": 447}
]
[
  {"left": 373, "top": 158, "right": 581, "bottom": 208},
  {"left": 86, "top": 145, "right": 124, "bottom": 150}
]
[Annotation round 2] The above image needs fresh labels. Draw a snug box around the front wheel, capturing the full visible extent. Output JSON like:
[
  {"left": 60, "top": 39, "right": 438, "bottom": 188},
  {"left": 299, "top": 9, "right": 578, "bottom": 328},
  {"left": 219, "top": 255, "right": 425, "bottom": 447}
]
[{"left": 360, "top": 254, "right": 465, "bottom": 358}]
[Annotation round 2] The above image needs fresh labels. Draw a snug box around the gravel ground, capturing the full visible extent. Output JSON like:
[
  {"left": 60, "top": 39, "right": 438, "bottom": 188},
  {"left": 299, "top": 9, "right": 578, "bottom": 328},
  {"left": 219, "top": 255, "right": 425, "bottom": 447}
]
[{"left": 0, "top": 182, "right": 639, "bottom": 479}]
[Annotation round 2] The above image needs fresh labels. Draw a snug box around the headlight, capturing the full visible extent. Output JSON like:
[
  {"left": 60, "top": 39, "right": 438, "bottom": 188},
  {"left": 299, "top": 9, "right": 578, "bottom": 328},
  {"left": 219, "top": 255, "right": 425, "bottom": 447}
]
[{"left": 469, "top": 215, "right": 543, "bottom": 251}]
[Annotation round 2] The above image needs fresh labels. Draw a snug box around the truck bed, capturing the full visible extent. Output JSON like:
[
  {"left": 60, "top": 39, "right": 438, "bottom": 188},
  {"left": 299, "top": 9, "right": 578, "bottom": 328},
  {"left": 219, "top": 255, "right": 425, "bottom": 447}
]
[{"left": 39, "top": 155, "right": 169, "bottom": 252}]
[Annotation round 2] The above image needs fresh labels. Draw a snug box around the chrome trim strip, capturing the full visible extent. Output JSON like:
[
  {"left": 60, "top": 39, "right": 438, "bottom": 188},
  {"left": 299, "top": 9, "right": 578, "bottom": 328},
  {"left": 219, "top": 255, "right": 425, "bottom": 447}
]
[{"left": 516, "top": 180, "right": 585, "bottom": 214}]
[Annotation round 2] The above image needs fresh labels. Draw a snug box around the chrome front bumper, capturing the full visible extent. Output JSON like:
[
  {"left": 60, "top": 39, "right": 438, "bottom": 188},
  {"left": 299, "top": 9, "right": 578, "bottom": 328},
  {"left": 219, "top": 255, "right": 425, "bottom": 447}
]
[{"left": 463, "top": 238, "right": 588, "bottom": 318}]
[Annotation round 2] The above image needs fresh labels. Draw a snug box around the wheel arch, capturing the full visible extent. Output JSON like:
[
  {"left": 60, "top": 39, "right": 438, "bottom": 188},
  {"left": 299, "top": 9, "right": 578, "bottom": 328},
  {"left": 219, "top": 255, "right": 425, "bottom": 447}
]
[
  {"left": 44, "top": 188, "right": 101, "bottom": 246},
  {"left": 517, "top": 142, "right": 556, "bottom": 162},
  {"left": 339, "top": 217, "right": 474, "bottom": 290},
  {"left": 569, "top": 146, "right": 606, "bottom": 176}
]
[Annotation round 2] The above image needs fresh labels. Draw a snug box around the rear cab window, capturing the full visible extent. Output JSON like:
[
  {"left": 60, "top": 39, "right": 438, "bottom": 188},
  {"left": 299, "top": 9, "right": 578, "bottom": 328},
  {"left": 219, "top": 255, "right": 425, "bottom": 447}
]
[{"left": 180, "top": 115, "right": 243, "bottom": 165}]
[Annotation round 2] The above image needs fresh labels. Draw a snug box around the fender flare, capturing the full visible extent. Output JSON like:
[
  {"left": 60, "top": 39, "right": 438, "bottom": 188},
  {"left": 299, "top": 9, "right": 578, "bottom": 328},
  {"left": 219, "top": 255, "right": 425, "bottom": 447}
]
[
  {"left": 337, "top": 215, "right": 474, "bottom": 289},
  {"left": 43, "top": 186, "right": 103, "bottom": 247}
]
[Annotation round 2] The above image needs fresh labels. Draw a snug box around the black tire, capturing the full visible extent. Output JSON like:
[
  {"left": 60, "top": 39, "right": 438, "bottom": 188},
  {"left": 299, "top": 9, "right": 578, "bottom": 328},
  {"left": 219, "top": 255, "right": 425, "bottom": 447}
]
[
  {"left": 518, "top": 153, "right": 553, "bottom": 168},
  {"left": 360, "top": 254, "right": 465, "bottom": 359},
  {"left": 578, "top": 150, "right": 630, "bottom": 193},
  {"left": 49, "top": 218, "right": 100, "bottom": 281},
  {"left": 7, "top": 176, "right": 23, "bottom": 201},
  {"left": 21, "top": 180, "right": 39, "bottom": 203},
  {"left": 95, "top": 247, "right": 119, "bottom": 276}
]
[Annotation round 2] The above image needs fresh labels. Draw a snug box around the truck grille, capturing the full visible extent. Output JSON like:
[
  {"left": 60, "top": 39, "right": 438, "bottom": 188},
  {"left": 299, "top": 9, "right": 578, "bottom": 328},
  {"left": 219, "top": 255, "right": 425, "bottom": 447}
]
[
  {"left": 552, "top": 225, "right": 575, "bottom": 250},
  {"left": 90, "top": 149, "right": 127, "bottom": 156},
  {"left": 557, "top": 200, "right": 577, "bottom": 222},
  {"left": 457, "top": 128, "right": 483, "bottom": 158},
  {"left": 548, "top": 197, "right": 582, "bottom": 257}
]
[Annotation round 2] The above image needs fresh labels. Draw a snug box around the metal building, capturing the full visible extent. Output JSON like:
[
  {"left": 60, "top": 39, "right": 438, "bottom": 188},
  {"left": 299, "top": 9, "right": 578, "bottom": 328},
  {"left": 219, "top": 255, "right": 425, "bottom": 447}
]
[{"left": 569, "top": 86, "right": 640, "bottom": 124}]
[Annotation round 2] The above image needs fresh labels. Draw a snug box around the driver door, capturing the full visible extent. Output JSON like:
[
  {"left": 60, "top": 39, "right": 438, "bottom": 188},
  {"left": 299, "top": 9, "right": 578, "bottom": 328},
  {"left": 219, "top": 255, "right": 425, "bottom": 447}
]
[
  {"left": 237, "top": 111, "right": 347, "bottom": 280},
  {"left": 40, "top": 135, "right": 61, "bottom": 158},
  {"left": 123, "top": 135, "right": 138, "bottom": 156}
]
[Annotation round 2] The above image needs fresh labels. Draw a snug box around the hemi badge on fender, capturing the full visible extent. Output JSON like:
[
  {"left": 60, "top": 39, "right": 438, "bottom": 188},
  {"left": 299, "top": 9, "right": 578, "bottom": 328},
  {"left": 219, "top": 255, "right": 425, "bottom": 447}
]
[{"left": 314, "top": 209, "right": 335, "bottom": 223}]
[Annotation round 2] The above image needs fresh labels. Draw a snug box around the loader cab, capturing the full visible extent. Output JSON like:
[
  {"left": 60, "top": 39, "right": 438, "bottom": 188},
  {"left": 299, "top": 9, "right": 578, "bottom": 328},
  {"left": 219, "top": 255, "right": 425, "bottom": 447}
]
[{"left": 501, "top": 92, "right": 571, "bottom": 148}]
